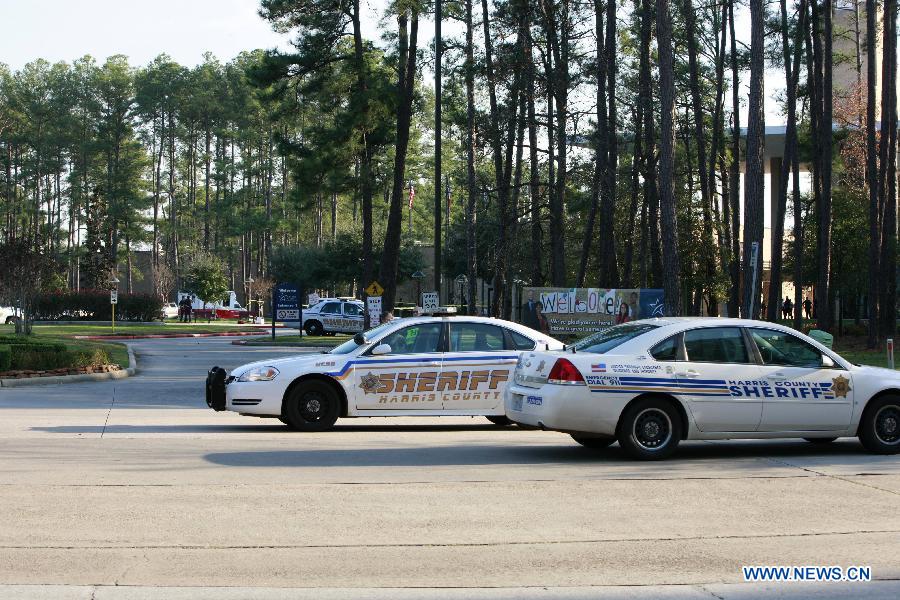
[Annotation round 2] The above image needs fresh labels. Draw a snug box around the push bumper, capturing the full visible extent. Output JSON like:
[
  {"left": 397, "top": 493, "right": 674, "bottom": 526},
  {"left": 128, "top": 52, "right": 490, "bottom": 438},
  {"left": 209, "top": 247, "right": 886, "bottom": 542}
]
[{"left": 205, "top": 366, "right": 227, "bottom": 411}]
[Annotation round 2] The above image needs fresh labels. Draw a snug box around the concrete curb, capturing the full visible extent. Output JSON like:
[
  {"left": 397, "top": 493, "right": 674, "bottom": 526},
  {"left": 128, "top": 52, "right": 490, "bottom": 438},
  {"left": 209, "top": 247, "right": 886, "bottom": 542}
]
[
  {"left": 74, "top": 331, "right": 277, "bottom": 341},
  {"left": 0, "top": 345, "right": 137, "bottom": 388}
]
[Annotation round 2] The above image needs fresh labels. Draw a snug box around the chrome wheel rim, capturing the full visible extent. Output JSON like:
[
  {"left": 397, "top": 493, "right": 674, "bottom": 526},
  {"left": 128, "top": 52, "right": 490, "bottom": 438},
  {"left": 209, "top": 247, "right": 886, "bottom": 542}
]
[
  {"left": 875, "top": 405, "right": 900, "bottom": 445},
  {"left": 633, "top": 408, "right": 672, "bottom": 451},
  {"left": 300, "top": 393, "right": 325, "bottom": 421}
]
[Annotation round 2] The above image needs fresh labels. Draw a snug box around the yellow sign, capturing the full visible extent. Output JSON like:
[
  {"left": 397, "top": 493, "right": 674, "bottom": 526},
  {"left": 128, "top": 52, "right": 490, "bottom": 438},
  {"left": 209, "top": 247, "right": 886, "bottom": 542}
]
[{"left": 365, "top": 281, "right": 385, "bottom": 297}]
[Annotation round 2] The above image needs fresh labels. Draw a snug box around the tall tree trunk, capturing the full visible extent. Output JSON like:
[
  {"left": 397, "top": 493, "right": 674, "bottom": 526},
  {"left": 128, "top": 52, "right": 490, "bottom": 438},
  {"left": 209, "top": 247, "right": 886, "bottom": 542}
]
[
  {"left": 656, "top": 0, "right": 680, "bottom": 315},
  {"left": 639, "top": 0, "right": 661, "bottom": 286},
  {"left": 379, "top": 9, "right": 419, "bottom": 313},
  {"left": 542, "top": 0, "right": 568, "bottom": 286},
  {"left": 816, "top": 0, "right": 834, "bottom": 331},
  {"left": 879, "top": 0, "right": 898, "bottom": 335},
  {"left": 727, "top": 0, "right": 741, "bottom": 316},
  {"left": 867, "top": 0, "right": 881, "bottom": 346},
  {"left": 465, "top": 0, "right": 479, "bottom": 314},
  {"left": 742, "top": 0, "right": 765, "bottom": 319},
  {"left": 526, "top": 12, "right": 543, "bottom": 288},
  {"left": 770, "top": 0, "right": 807, "bottom": 323},
  {"left": 680, "top": 0, "right": 714, "bottom": 312},
  {"left": 434, "top": 0, "right": 443, "bottom": 303},
  {"left": 578, "top": 0, "right": 606, "bottom": 288},
  {"left": 599, "top": 0, "right": 619, "bottom": 286}
]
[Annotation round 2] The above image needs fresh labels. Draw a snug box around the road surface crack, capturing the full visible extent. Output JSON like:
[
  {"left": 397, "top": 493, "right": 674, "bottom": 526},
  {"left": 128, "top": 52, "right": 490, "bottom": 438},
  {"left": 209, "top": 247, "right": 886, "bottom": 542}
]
[
  {"left": 763, "top": 456, "right": 900, "bottom": 497},
  {"left": 3, "top": 528, "right": 897, "bottom": 551},
  {"left": 100, "top": 386, "right": 116, "bottom": 439}
]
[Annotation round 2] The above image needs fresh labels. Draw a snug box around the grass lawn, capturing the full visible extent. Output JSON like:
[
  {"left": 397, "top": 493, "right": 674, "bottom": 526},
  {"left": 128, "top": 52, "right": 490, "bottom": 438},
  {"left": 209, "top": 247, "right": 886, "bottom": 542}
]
[{"left": 241, "top": 334, "right": 348, "bottom": 347}]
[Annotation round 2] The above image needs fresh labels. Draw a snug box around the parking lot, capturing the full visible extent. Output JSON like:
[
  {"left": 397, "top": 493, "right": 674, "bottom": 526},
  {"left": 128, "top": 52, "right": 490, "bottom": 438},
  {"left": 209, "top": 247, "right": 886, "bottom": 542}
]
[{"left": 1, "top": 336, "right": 899, "bottom": 598}]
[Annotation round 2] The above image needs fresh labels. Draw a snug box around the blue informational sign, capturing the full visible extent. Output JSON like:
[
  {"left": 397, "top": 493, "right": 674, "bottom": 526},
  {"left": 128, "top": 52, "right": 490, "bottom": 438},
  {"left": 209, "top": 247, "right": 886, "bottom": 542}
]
[{"left": 274, "top": 283, "right": 300, "bottom": 321}]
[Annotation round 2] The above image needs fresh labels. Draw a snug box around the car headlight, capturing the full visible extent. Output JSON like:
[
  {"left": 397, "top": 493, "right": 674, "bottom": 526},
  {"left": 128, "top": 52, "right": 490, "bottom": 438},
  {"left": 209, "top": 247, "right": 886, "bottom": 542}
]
[{"left": 237, "top": 366, "right": 280, "bottom": 382}]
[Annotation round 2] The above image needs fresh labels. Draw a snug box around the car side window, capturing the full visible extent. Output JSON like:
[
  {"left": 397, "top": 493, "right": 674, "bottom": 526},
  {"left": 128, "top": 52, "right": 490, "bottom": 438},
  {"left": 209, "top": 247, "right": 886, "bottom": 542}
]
[
  {"left": 320, "top": 302, "right": 341, "bottom": 315},
  {"left": 449, "top": 323, "right": 506, "bottom": 352},
  {"left": 343, "top": 303, "right": 362, "bottom": 317},
  {"left": 749, "top": 328, "right": 823, "bottom": 368},
  {"left": 650, "top": 335, "right": 679, "bottom": 361},
  {"left": 683, "top": 327, "right": 750, "bottom": 364},
  {"left": 379, "top": 323, "right": 442, "bottom": 354},
  {"left": 508, "top": 329, "right": 536, "bottom": 351}
]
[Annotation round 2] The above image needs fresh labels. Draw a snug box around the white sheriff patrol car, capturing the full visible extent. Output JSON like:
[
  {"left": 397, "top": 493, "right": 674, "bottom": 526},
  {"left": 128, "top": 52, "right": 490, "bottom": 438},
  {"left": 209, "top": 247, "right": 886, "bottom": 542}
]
[
  {"left": 506, "top": 317, "right": 900, "bottom": 459},
  {"left": 206, "top": 312, "right": 564, "bottom": 430},
  {"left": 296, "top": 298, "right": 365, "bottom": 336}
]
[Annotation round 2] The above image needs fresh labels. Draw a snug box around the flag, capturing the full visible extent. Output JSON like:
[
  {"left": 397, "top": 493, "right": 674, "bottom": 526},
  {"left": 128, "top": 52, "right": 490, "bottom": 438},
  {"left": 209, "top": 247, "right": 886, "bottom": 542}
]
[{"left": 408, "top": 183, "right": 415, "bottom": 209}]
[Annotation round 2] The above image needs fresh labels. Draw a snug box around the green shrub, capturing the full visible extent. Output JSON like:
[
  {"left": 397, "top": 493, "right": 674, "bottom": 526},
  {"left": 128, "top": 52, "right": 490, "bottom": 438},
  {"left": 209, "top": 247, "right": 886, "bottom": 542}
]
[
  {"left": 0, "top": 345, "right": 10, "bottom": 371},
  {"left": 32, "top": 290, "right": 163, "bottom": 321},
  {"left": 10, "top": 349, "right": 73, "bottom": 370}
]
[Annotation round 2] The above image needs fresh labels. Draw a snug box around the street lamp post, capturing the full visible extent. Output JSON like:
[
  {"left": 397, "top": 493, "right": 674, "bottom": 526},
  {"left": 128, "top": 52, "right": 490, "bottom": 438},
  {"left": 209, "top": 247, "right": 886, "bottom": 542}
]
[{"left": 110, "top": 276, "right": 120, "bottom": 334}]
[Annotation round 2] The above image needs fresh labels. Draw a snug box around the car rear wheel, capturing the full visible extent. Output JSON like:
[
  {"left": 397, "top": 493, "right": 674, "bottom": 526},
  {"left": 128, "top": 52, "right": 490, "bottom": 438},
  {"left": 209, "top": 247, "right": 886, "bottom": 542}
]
[
  {"left": 859, "top": 395, "right": 900, "bottom": 454},
  {"left": 305, "top": 320, "right": 323, "bottom": 336},
  {"left": 617, "top": 397, "right": 682, "bottom": 460},
  {"left": 570, "top": 433, "right": 615, "bottom": 449},
  {"left": 804, "top": 437, "right": 838, "bottom": 444},
  {"left": 282, "top": 380, "right": 340, "bottom": 432},
  {"left": 486, "top": 415, "right": 513, "bottom": 426}
]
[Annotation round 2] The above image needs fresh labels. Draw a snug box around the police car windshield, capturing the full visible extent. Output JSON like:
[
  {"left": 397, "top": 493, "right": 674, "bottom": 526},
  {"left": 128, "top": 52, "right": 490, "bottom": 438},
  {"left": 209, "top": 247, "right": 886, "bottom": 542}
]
[
  {"left": 328, "top": 322, "right": 394, "bottom": 355},
  {"left": 572, "top": 323, "right": 659, "bottom": 354}
]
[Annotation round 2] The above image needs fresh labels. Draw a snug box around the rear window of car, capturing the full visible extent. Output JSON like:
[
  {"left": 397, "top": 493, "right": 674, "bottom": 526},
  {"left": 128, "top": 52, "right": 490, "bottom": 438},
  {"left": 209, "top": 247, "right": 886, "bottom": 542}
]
[
  {"left": 508, "top": 329, "right": 536, "bottom": 350},
  {"left": 572, "top": 323, "right": 659, "bottom": 354}
]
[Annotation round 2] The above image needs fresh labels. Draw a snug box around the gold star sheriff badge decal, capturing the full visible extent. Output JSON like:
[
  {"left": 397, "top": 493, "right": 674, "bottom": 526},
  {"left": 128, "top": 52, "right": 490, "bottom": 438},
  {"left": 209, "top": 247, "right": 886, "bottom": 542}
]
[
  {"left": 359, "top": 372, "right": 380, "bottom": 394},
  {"left": 831, "top": 375, "right": 851, "bottom": 398}
]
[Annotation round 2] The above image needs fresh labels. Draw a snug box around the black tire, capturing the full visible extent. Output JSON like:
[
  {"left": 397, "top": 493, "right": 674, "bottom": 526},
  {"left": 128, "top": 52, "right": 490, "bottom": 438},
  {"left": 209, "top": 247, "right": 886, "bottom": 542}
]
[
  {"left": 570, "top": 433, "right": 615, "bottom": 449},
  {"left": 305, "top": 320, "right": 324, "bottom": 336},
  {"left": 617, "top": 397, "right": 682, "bottom": 460},
  {"left": 804, "top": 437, "right": 838, "bottom": 444},
  {"left": 859, "top": 395, "right": 900, "bottom": 454},
  {"left": 282, "top": 380, "right": 340, "bottom": 432},
  {"left": 486, "top": 415, "right": 513, "bottom": 426}
]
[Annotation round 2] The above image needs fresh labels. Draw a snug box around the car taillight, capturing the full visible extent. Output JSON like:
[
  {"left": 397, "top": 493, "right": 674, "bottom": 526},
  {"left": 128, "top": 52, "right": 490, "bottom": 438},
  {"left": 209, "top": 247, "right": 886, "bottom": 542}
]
[{"left": 547, "top": 358, "right": 585, "bottom": 385}]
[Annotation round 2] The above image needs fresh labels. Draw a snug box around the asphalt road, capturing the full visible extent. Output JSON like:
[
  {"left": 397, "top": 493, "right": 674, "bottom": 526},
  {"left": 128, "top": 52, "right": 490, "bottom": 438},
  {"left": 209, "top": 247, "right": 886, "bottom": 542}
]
[{"left": 1, "top": 337, "right": 899, "bottom": 599}]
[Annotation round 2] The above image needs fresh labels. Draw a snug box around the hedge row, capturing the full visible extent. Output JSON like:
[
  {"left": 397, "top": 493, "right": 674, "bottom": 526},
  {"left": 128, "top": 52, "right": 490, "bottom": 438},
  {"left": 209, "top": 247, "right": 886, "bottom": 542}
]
[
  {"left": 0, "top": 337, "right": 111, "bottom": 372},
  {"left": 32, "top": 290, "right": 164, "bottom": 322}
]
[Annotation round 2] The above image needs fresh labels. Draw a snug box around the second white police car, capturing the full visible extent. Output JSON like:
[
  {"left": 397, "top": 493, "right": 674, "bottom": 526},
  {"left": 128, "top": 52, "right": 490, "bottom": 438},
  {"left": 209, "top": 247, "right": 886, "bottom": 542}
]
[
  {"left": 506, "top": 317, "right": 900, "bottom": 459},
  {"left": 207, "top": 311, "right": 563, "bottom": 430}
]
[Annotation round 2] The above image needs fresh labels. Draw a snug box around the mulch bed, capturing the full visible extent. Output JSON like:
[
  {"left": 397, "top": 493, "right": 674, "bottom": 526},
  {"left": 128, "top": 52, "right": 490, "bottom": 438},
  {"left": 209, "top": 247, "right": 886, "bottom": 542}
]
[{"left": 0, "top": 364, "right": 122, "bottom": 379}]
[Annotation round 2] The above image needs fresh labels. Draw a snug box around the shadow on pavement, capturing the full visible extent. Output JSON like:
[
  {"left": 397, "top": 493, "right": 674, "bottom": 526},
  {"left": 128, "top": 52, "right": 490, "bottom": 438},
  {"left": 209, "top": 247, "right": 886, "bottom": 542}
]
[
  {"left": 30, "top": 422, "right": 508, "bottom": 435},
  {"left": 202, "top": 439, "right": 878, "bottom": 469}
]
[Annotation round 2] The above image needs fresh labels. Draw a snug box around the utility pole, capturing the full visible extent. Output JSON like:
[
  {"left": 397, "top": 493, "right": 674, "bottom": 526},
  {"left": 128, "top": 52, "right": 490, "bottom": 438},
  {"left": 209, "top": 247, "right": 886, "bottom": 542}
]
[{"left": 434, "top": 0, "right": 443, "bottom": 303}]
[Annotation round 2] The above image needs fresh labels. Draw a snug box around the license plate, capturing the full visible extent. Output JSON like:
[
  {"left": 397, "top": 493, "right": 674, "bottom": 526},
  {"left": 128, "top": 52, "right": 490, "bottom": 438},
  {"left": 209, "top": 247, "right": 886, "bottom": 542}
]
[
  {"left": 511, "top": 394, "right": 523, "bottom": 411},
  {"left": 526, "top": 395, "right": 543, "bottom": 406}
]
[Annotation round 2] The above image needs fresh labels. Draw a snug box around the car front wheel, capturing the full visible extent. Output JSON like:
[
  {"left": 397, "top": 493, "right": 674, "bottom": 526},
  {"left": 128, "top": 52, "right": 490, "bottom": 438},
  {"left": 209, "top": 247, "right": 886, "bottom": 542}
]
[
  {"left": 486, "top": 415, "right": 513, "bottom": 426},
  {"left": 305, "top": 320, "right": 323, "bottom": 336},
  {"left": 282, "top": 380, "right": 340, "bottom": 432},
  {"left": 860, "top": 395, "right": 900, "bottom": 454},
  {"left": 617, "top": 397, "right": 682, "bottom": 460}
]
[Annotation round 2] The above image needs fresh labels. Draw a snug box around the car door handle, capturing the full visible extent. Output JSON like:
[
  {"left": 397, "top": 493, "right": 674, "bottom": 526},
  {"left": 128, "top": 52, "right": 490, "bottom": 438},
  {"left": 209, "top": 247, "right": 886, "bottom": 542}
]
[
  {"left": 765, "top": 372, "right": 787, "bottom": 380},
  {"left": 675, "top": 370, "right": 700, "bottom": 378},
  {"left": 421, "top": 362, "right": 440, "bottom": 367}
]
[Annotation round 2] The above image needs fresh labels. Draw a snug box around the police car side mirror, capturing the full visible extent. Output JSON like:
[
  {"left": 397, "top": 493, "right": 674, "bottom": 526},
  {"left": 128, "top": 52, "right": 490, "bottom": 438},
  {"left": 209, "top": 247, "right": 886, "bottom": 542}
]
[
  {"left": 822, "top": 355, "right": 835, "bottom": 368},
  {"left": 353, "top": 333, "right": 367, "bottom": 345},
  {"left": 371, "top": 343, "right": 392, "bottom": 356}
]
